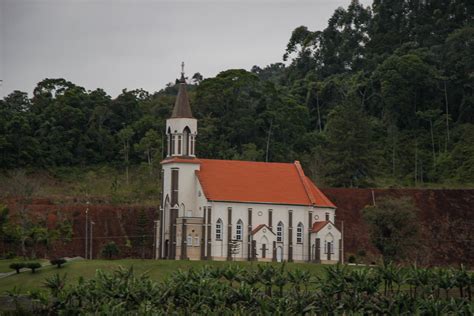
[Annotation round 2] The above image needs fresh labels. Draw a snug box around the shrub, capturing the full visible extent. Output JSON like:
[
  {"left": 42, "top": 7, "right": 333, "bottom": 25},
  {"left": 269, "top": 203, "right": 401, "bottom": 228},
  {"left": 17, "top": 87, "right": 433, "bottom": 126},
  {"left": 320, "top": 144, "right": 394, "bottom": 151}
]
[
  {"left": 50, "top": 258, "right": 67, "bottom": 268},
  {"left": 26, "top": 262, "right": 42, "bottom": 273},
  {"left": 43, "top": 273, "right": 68, "bottom": 297},
  {"left": 9, "top": 262, "right": 26, "bottom": 274},
  {"left": 348, "top": 255, "right": 356, "bottom": 264},
  {"left": 101, "top": 241, "right": 120, "bottom": 259}
]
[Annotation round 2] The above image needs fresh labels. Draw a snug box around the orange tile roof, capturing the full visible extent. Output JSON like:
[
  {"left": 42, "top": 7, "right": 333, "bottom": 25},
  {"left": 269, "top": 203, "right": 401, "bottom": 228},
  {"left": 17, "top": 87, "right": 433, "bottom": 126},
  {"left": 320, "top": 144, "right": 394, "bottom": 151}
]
[
  {"left": 312, "top": 221, "right": 330, "bottom": 233},
  {"left": 189, "top": 158, "right": 336, "bottom": 208}
]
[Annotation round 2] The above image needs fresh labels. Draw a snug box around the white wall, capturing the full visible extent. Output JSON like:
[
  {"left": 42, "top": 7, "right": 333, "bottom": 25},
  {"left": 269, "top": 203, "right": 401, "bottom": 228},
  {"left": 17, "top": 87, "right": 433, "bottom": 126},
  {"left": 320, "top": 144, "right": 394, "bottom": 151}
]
[
  {"left": 204, "top": 200, "right": 337, "bottom": 262},
  {"left": 160, "top": 164, "right": 340, "bottom": 262},
  {"left": 311, "top": 222, "right": 341, "bottom": 262}
]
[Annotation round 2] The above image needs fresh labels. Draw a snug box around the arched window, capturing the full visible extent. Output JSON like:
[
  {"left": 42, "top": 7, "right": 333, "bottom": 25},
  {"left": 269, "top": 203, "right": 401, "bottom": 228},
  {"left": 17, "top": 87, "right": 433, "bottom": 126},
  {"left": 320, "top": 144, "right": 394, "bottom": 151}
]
[
  {"left": 296, "top": 222, "right": 304, "bottom": 244},
  {"left": 166, "top": 127, "right": 171, "bottom": 156},
  {"left": 190, "top": 135, "right": 195, "bottom": 155},
  {"left": 216, "top": 219, "right": 223, "bottom": 240},
  {"left": 177, "top": 135, "right": 182, "bottom": 155},
  {"left": 183, "top": 127, "right": 191, "bottom": 156},
  {"left": 276, "top": 221, "right": 284, "bottom": 242},
  {"left": 235, "top": 219, "right": 243, "bottom": 241},
  {"left": 171, "top": 135, "right": 176, "bottom": 155}
]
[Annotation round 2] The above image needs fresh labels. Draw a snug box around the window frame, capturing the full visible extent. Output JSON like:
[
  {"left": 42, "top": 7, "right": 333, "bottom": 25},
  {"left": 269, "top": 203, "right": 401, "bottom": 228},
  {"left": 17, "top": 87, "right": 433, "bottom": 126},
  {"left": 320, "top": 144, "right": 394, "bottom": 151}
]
[
  {"left": 215, "top": 219, "right": 223, "bottom": 241},
  {"left": 296, "top": 222, "right": 303, "bottom": 244},
  {"left": 276, "top": 221, "right": 284, "bottom": 243},
  {"left": 235, "top": 219, "right": 243, "bottom": 241}
]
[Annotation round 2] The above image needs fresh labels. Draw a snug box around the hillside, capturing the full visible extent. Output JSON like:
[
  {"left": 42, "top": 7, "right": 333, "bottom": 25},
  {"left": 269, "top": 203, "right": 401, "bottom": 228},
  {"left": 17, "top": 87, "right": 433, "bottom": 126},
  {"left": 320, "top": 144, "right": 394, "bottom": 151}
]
[{"left": 1, "top": 1, "right": 473, "bottom": 189}]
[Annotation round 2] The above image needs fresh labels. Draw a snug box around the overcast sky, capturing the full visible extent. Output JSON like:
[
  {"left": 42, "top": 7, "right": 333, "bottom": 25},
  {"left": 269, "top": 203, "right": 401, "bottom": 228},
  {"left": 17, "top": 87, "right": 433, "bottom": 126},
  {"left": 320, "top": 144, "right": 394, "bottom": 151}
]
[{"left": 0, "top": 0, "right": 371, "bottom": 98}]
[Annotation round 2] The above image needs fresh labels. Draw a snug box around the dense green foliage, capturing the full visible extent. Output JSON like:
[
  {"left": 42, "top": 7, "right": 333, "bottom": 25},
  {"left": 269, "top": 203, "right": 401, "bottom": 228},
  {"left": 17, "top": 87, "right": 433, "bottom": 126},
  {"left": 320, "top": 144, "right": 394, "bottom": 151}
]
[
  {"left": 50, "top": 258, "right": 66, "bottom": 269},
  {"left": 101, "top": 242, "right": 120, "bottom": 259},
  {"left": 9, "top": 262, "right": 25, "bottom": 274},
  {"left": 363, "top": 197, "right": 420, "bottom": 262},
  {"left": 1, "top": 0, "right": 473, "bottom": 187},
  {"left": 25, "top": 262, "right": 41, "bottom": 274},
  {"left": 32, "top": 263, "right": 474, "bottom": 314}
]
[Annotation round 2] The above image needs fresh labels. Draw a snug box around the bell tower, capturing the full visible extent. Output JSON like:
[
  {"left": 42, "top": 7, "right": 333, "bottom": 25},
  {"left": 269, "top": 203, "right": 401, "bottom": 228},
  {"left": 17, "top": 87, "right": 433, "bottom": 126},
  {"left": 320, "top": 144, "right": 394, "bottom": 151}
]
[
  {"left": 166, "top": 62, "right": 197, "bottom": 157},
  {"left": 159, "top": 63, "right": 201, "bottom": 260}
]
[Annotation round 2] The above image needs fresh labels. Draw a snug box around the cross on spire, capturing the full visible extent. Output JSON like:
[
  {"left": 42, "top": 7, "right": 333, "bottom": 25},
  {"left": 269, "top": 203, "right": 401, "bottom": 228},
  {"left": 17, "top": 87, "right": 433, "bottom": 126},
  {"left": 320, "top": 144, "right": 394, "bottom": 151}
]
[{"left": 180, "top": 62, "right": 185, "bottom": 82}]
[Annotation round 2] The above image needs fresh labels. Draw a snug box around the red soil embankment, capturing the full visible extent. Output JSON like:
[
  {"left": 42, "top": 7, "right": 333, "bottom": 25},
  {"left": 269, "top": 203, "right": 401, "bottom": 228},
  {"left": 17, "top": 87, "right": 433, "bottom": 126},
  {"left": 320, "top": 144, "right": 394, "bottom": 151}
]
[
  {"left": 1, "top": 198, "right": 157, "bottom": 259},
  {"left": 1, "top": 189, "right": 473, "bottom": 265},
  {"left": 322, "top": 188, "right": 474, "bottom": 265}
]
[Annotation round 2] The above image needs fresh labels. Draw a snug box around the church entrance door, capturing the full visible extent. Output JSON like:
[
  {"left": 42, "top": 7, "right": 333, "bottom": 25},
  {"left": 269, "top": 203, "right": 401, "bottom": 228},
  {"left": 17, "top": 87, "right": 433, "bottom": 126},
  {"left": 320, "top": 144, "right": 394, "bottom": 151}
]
[{"left": 276, "top": 246, "right": 283, "bottom": 262}]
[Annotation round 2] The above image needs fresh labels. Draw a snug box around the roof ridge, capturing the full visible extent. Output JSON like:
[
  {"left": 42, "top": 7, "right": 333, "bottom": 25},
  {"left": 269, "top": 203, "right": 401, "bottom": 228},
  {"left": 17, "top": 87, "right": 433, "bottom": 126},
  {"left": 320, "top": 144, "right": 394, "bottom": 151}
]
[
  {"left": 293, "top": 161, "right": 317, "bottom": 206},
  {"left": 199, "top": 158, "right": 294, "bottom": 165}
]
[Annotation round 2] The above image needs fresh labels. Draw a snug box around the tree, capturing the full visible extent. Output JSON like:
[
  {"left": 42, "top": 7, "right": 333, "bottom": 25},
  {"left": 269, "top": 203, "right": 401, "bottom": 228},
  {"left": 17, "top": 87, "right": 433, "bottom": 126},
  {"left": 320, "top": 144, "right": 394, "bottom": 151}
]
[
  {"left": 362, "top": 197, "right": 420, "bottom": 262},
  {"left": 134, "top": 209, "right": 149, "bottom": 259},
  {"left": 26, "top": 262, "right": 41, "bottom": 273},
  {"left": 117, "top": 127, "right": 134, "bottom": 185},
  {"left": 320, "top": 101, "right": 376, "bottom": 187},
  {"left": 192, "top": 72, "right": 203, "bottom": 84},
  {"left": 229, "top": 240, "right": 240, "bottom": 261},
  {"left": 9, "top": 262, "right": 25, "bottom": 274},
  {"left": 50, "top": 258, "right": 67, "bottom": 268},
  {"left": 102, "top": 241, "right": 120, "bottom": 259},
  {"left": 134, "top": 129, "right": 161, "bottom": 175},
  {"left": 0, "top": 205, "right": 8, "bottom": 257}
]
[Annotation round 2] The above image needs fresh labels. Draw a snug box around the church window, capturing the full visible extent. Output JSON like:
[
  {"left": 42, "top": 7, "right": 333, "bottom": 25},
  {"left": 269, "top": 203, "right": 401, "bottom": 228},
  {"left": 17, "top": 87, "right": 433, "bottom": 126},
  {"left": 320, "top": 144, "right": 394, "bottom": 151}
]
[
  {"left": 296, "top": 222, "right": 303, "bottom": 244},
  {"left": 236, "top": 219, "right": 243, "bottom": 241},
  {"left": 190, "top": 135, "right": 195, "bottom": 155},
  {"left": 171, "top": 168, "right": 179, "bottom": 205},
  {"left": 194, "top": 237, "right": 200, "bottom": 246},
  {"left": 178, "top": 135, "right": 182, "bottom": 155},
  {"left": 276, "top": 221, "right": 284, "bottom": 242},
  {"left": 324, "top": 241, "right": 334, "bottom": 254},
  {"left": 171, "top": 135, "right": 176, "bottom": 155},
  {"left": 325, "top": 212, "right": 330, "bottom": 221},
  {"left": 167, "top": 135, "right": 171, "bottom": 156},
  {"left": 216, "top": 219, "right": 223, "bottom": 240},
  {"left": 187, "top": 234, "right": 192, "bottom": 246},
  {"left": 183, "top": 127, "right": 190, "bottom": 156}
]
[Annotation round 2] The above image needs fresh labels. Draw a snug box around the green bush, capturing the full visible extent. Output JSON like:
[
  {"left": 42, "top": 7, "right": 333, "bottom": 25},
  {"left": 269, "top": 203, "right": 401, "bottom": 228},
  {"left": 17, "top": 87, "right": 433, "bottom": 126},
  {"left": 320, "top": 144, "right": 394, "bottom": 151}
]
[
  {"left": 50, "top": 258, "right": 67, "bottom": 268},
  {"left": 45, "top": 263, "right": 474, "bottom": 315},
  {"left": 26, "top": 262, "right": 41, "bottom": 273},
  {"left": 101, "top": 241, "right": 120, "bottom": 259},
  {"left": 9, "top": 262, "right": 26, "bottom": 274},
  {"left": 348, "top": 255, "right": 356, "bottom": 264}
]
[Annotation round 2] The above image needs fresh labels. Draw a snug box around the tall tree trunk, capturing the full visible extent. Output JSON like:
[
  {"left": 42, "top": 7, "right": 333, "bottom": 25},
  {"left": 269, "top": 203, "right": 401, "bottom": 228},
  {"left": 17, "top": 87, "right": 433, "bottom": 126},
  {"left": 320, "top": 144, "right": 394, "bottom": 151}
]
[
  {"left": 147, "top": 149, "right": 152, "bottom": 176},
  {"left": 430, "top": 119, "right": 435, "bottom": 167},
  {"left": 444, "top": 80, "right": 450, "bottom": 150},
  {"left": 316, "top": 92, "right": 322, "bottom": 133},
  {"left": 265, "top": 119, "right": 273, "bottom": 162},
  {"left": 414, "top": 138, "right": 418, "bottom": 186}
]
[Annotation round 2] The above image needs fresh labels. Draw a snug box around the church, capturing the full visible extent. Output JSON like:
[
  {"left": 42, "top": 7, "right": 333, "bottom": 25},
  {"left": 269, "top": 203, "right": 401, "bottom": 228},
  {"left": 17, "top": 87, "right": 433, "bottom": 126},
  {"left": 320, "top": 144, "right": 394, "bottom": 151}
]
[{"left": 156, "top": 69, "right": 342, "bottom": 263}]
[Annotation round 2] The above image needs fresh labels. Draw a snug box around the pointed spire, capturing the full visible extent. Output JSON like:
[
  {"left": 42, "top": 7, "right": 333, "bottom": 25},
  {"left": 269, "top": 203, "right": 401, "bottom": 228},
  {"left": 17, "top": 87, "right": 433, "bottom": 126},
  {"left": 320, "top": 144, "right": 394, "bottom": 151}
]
[{"left": 171, "top": 62, "right": 193, "bottom": 118}]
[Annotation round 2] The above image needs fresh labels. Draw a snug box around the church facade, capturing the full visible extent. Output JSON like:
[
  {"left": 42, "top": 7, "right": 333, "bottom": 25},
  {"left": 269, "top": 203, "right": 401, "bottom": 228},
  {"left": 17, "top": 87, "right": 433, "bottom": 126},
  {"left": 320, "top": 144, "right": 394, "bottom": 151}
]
[{"left": 156, "top": 72, "right": 342, "bottom": 263}]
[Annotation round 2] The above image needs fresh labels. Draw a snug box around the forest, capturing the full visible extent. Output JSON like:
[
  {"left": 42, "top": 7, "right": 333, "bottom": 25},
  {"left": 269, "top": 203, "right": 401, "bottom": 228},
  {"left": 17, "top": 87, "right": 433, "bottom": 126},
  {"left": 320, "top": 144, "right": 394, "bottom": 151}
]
[{"left": 1, "top": 0, "right": 473, "bottom": 188}]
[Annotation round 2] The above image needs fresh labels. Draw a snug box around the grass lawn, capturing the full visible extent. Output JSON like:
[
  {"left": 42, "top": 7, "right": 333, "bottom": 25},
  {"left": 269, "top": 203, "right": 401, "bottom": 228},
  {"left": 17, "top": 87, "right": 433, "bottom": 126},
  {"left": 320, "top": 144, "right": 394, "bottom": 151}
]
[{"left": 0, "top": 259, "right": 329, "bottom": 294}]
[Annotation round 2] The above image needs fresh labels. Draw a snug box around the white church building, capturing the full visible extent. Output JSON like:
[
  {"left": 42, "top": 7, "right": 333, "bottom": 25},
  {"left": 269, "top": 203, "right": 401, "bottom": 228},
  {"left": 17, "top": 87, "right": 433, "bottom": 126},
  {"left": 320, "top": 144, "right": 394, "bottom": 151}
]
[{"left": 156, "top": 70, "right": 342, "bottom": 263}]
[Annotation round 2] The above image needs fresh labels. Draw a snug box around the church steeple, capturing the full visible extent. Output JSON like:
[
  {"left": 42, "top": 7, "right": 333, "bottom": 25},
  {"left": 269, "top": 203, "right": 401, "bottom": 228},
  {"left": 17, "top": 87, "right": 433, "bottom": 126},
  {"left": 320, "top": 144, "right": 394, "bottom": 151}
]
[
  {"left": 171, "top": 62, "right": 193, "bottom": 118},
  {"left": 165, "top": 62, "right": 197, "bottom": 158}
]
